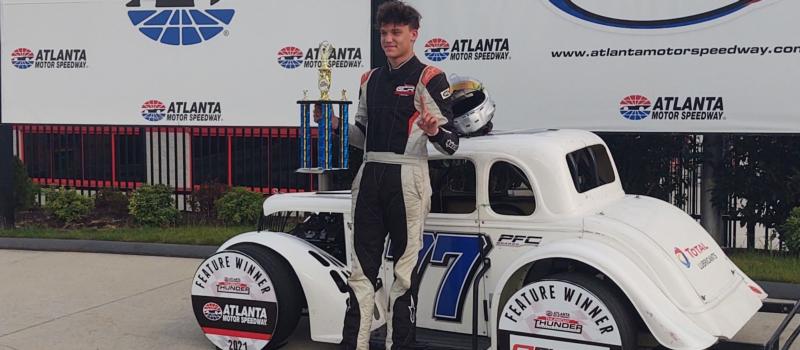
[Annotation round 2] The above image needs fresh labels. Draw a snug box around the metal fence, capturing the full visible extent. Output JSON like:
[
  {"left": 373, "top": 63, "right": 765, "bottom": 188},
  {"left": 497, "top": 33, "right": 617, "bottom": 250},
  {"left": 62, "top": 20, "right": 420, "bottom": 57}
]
[
  {"left": 11, "top": 125, "right": 794, "bottom": 250},
  {"left": 12, "top": 125, "right": 318, "bottom": 211}
]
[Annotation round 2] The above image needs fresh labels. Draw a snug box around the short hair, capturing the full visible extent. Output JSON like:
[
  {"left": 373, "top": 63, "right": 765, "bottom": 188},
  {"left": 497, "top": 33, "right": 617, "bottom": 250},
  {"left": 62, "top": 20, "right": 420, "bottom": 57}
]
[{"left": 376, "top": 1, "right": 421, "bottom": 30}]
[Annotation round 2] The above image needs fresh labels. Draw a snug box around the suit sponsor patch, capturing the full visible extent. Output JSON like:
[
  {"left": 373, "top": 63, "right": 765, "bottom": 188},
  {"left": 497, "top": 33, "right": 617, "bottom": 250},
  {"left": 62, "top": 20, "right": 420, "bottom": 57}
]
[{"left": 395, "top": 85, "right": 415, "bottom": 96}]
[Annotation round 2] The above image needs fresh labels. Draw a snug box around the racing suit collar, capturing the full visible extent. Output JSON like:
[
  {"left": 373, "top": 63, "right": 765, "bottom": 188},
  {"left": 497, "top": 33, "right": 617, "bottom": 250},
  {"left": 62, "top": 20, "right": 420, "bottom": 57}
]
[{"left": 387, "top": 55, "right": 420, "bottom": 77}]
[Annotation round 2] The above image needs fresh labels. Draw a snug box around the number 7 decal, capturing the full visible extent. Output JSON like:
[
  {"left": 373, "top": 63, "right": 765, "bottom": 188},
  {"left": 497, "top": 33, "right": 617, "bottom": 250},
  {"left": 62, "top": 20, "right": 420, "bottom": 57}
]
[{"left": 388, "top": 232, "right": 492, "bottom": 322}]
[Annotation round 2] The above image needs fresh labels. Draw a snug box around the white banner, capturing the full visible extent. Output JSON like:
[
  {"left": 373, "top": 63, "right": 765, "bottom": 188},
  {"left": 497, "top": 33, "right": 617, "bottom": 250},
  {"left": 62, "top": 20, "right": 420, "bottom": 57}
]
[
  {"left": 407, "top": 0, "right": 800, "bottom": 133},
  {"left": 1, "top": 0, "right": 369, "bottom": 126}
]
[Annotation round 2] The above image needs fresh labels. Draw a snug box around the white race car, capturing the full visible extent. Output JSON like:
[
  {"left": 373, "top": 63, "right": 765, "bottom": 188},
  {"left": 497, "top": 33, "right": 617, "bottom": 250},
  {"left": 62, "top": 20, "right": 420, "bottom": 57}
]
[{"left": 190, "top": 129, "right": 794, "bottom": 350}]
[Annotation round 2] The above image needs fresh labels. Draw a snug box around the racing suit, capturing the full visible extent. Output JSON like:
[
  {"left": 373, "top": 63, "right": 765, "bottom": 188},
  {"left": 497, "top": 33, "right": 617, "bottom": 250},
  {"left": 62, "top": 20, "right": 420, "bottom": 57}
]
[{"left": 342, "top": 55, "right": 459, "bottom": 350}]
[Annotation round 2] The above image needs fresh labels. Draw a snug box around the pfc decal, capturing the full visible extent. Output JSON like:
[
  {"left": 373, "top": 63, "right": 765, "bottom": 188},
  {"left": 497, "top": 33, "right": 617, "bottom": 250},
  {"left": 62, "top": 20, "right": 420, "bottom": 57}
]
[
  {"left": 191, "top": 251, "right": 278, "bottom": 350},
  {"left": 497, "top": 234, "right": 542, "bottom": 248},
  {"left": 498, "top": 280, "right": 621, "bottom": 348}
]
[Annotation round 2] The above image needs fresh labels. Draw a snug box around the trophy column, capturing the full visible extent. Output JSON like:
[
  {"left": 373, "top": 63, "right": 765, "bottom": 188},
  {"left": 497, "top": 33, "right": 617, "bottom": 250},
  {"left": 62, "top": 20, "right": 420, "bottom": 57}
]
[{"left": 296, "top": 42, "right": 351, "bottom": 190}]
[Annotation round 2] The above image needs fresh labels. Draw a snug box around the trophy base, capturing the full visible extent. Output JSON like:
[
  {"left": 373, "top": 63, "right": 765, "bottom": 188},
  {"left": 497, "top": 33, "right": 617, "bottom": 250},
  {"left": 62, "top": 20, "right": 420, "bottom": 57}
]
[{"left": 296, "top": 167, "right": 349, "bottom": 174}]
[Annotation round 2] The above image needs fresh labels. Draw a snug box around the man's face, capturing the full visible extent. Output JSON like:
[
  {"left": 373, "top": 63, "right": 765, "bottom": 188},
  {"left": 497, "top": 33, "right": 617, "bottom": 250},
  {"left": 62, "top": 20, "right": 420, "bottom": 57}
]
[{"left": 380, "top": 23, "right": 418, "bottom": 60}]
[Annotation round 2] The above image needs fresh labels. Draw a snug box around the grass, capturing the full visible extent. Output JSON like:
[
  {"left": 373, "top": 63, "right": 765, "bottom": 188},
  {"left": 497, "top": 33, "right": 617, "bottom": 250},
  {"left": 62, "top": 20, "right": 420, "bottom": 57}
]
[
  {"left": 1, "top": 226, "right": 799, "bottom": 284},
  {"left": 0, "top": 226, "right": 255, "bottom": 246},
  {"left": 728, "top": 250, "right": 800, "bottom": 284}
]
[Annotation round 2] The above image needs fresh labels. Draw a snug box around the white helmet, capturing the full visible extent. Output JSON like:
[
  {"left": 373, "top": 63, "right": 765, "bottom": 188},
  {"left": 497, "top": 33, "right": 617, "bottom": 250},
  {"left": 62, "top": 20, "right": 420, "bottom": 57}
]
[{"left": 449, "top": 75, "right": 495, "bottom": 136}]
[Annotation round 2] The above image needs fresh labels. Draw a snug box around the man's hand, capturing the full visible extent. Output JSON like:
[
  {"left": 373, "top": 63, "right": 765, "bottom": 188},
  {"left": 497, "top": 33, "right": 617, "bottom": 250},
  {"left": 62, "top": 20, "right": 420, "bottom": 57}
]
[
  {"left": 313, "top": 103, "right": 339, "bottom": 130},
  {"left": 417, "top": 94, "right": 439, "bottom": 137}
]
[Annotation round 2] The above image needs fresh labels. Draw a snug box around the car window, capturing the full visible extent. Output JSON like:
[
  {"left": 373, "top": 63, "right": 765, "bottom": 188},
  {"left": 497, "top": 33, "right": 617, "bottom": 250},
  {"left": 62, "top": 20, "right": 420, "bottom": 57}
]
[
  {"left": 488, "top": 161, "right": 535, "bottom": 216},
  {"left": 428, "top": 159, "right": 476, "bottom": 214},
  {"left": 566, "top": 144, "right": 615, "bottom": 193}
]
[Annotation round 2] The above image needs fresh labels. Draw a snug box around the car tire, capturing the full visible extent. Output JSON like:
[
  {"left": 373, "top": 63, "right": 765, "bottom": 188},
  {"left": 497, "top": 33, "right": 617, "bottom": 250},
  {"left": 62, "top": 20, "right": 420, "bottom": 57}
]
[
  {"left": 497, "top": 272, "right": 638, "bottom": 350},
  {"left": 229, "top": 244, "right": 303, "bottom": 350}
]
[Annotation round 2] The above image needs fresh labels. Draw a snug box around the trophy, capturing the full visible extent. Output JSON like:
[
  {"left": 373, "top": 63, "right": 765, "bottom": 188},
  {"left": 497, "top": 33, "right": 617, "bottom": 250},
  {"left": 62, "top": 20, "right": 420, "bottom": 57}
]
[{"left": 298, "top": 41, "right": 351, "bottom": 173}]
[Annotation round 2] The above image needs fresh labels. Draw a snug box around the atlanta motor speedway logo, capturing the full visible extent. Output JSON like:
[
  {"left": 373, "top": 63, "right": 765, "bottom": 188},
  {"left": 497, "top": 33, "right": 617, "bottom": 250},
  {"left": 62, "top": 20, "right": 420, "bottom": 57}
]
[
  {"left": 619, "top": 94, "right": 725, "bottom": 121},
  {"left": 277, "top": 45, "right": 363, "bottom": 69},
  {"left": 140, "top": 99, "right": 223, "bottom": 122},
  {"left": 424, "top": 37, "right": 510, "bottom": 62},
  {"left": 126, "top": 0, "right": 235, "bottom": 46},
  {"left": 11, "top": 48, "right": 87, "bottom": 70}
]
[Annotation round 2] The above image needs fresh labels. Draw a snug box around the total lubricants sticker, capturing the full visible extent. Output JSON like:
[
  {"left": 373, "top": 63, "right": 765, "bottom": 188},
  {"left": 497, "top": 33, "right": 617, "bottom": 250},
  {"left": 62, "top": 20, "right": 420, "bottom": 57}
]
[{"left": 191, "top": 251, "right": 278, "bottom": 350}]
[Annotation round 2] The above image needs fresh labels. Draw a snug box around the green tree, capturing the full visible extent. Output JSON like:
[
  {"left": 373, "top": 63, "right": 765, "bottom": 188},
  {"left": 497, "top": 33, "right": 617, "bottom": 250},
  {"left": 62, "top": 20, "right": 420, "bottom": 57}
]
[{"left": 712, "top": 135, "right": 800, "bottom": 249}]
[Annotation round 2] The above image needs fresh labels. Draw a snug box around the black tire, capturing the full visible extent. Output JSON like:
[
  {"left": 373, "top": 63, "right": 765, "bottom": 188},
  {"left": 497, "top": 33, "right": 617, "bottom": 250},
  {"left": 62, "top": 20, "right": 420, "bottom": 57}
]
[
  {"left": 543, "top": 272, "right": 638, "bottom": 350},
  {"left": 229, "top": 244, "right": 303, "bottom": 350}
]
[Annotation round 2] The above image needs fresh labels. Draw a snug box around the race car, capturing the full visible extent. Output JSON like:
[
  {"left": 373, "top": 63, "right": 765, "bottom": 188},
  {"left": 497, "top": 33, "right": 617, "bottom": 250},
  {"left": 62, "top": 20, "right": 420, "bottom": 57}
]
[{"left": 190, "top": 129, "right": 791, "bottom": 350}]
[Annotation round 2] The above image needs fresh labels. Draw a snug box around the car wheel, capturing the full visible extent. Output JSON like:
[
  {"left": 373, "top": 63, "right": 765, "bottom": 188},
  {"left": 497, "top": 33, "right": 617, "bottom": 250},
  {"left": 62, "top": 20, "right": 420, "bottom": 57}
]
[
  {"left": 497, "top": 272, "right": 638, "bottom": 350},
  {"left": 191, "top": 245, "right": 303, "bottom": 350}
]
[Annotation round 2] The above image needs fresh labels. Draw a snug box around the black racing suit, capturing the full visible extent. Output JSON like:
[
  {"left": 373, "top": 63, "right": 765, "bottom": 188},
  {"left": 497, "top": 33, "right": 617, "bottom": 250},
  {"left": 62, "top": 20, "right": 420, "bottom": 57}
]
[{"left": 342, "top": 55, "right": 459, "bottom": 350}]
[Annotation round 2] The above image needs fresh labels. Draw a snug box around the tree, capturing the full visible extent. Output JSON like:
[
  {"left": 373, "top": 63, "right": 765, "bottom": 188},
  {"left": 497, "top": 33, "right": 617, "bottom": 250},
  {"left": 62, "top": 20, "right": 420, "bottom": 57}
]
[{"left": 712, "top": 135, "right": 800, "bottom": 249}]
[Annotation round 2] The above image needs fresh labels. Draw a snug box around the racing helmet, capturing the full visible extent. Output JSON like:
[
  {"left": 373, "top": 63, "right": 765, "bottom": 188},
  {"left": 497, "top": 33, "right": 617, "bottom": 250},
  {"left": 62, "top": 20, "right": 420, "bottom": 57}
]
[{"left": 449, "top": 75, "right": 495, "bottom": 136}]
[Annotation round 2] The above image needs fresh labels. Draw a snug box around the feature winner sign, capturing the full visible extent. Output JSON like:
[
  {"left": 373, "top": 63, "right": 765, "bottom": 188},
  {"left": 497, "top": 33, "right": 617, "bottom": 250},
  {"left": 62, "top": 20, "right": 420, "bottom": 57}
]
[
  {"left": 191, "top": 251, "right": 278, "bottom": 350},
  {"left": 498, "top": 280, "right": 622, "bottom": 350}
]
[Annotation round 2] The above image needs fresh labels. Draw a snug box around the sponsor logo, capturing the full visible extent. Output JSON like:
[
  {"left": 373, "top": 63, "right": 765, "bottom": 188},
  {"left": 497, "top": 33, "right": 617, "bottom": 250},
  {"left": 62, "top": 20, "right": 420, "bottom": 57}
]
[
  {"left": 424, "top": 38, "right": 450, "bottom": 62},
  {"left": 220, "top": 303, "right": 269, "bottom": 326},
  {"left": 141, "top": 100, "right": 167, "bottom": 122},
  {"left": 546, "top": 0, "right": 766, "bottom": 29},
  {"left": 140, "top": 100, "right": 222, "bottom": 123},
  {"left": 203, "top": 302, "right": 223, "bottom": 321},
  {"left": 497, "top": 234, "right": 542, "bottom": 247},
  {"left": 126, "top": 0, "right": 235, "bottom": 46},
  {"left": 620, "top": 94, "right": 725, "bottom": 121},
  {"left": 276, "top": 45, "right": 363, "bottom": 69},
  {"left": 619, "top": 94, "right": 651, "bottom": 120},
  {"left": 11, "top": 48, "right": 87, "bottom": 70},
  {"left": 11, "top": 48, "right": 34, "bottom": 69},
  {"left": 674, "top": 247, "right": 691, "bottom": 268},
  {"left": 440, "top": 89, "right": 452, "bottom": 99},
  {"left": 277, "top": 46, "right": 304, "bottom": 69},
  {"left": 395, "top": 85, "right": 415, "bottom": 96},
  {"left": 698, "top": 252, "right": 718, "bottom": 270},
  {"left": 675, "top": 243, "right": 717, "bottom": 269},
  {"left": 534, "top": 311, "right": 583, "bottom": 334},
  {"left": 424, "top": 37, "right": 510, "bottom": 62},
  {"left": 216, "top": 277, "right": 250, "bottom": 295}
]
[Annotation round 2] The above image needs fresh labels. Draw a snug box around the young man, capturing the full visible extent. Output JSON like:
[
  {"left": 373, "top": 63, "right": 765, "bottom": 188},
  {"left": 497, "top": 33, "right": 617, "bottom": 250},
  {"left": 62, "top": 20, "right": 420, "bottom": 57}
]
[{"left": 338, "top": 1, "right": 459, "bottom": 349}]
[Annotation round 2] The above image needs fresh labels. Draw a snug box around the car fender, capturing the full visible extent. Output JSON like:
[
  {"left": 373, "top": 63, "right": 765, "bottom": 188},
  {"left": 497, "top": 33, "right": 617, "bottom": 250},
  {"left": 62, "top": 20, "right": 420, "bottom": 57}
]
[
  {"left": 219, "top": 231, "right": 350, "bottom": 344},
  {"left": 489, "top": 238, "right": 718, "bottom": 350}
]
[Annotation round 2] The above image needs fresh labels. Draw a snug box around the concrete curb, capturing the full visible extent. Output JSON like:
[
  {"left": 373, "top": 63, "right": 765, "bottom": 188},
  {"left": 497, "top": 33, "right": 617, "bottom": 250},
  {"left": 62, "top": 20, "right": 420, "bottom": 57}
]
[{"left": 0, "top": 237, "right": 216, "bottom": 259}]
